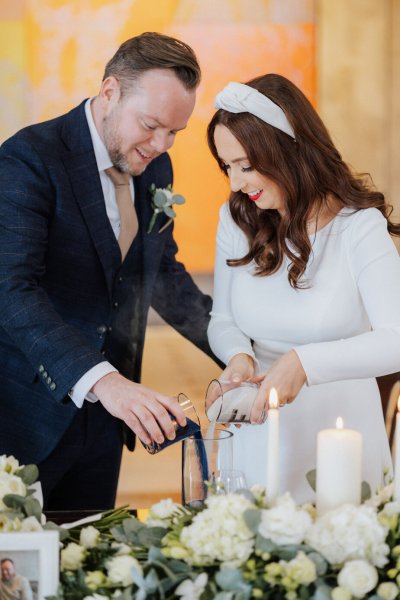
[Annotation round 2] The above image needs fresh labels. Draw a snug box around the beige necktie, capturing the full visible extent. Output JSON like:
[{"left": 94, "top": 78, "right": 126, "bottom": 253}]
[{"left": 105, "top": 167, "right": 138, "bottom": 260}]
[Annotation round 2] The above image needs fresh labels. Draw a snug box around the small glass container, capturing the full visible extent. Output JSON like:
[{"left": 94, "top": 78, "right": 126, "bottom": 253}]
[
  {"left": 142, "top": 393, "right": 200, "bottom": 454},
  {"left": 205, "top": 379, "right": 266, "bottom": 424}
]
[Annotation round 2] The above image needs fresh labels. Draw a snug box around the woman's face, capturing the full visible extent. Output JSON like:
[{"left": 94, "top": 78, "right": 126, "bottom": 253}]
[{"left": 213, "top": 124, "right": 285, "bottom": 214}]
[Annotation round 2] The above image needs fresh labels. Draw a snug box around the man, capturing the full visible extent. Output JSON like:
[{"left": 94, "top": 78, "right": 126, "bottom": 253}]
[
  {"left": 0, "top": 559, "right": 33, "bottom": 600},
  {"left": 0, "top": 32, "right": 218, "bottom": 510}
]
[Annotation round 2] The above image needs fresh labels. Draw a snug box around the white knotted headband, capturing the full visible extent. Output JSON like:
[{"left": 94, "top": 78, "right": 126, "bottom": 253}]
[{"left": 214, "top": 81, "right": 296, "bottom": 140}]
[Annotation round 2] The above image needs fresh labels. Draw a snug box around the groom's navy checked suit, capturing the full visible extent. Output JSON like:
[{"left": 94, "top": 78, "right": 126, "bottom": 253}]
[{"left": 0, "top": 101, "right": 214, "bottom": 476}]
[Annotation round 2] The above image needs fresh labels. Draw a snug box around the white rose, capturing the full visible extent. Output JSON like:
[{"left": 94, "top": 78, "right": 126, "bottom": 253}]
[
  {"left": 61, "top": 542, "right": 86, "bottom": 571},
  {"left": 80, "top": 525, "right": 100, "bottom": 549},
  {"left": 0, "top": 455, "right": 20, "bottom": 474},
  {"left": 306, "top": 504, "right": 389, "bottom": 567},
  {"left": 0, "top": 472, "right": 26, "bottom": 508},
  {"left": 83, "top": 595, "right": 108, "bottom": 600},
  {"left": 377, "top": 582, "right": 399, "bottom": 600},
  {"left": 338, "top": 560, "right": 378, "bottom": 598},
  {"left": 283, "top": 551, "right": 317, "bottom": 585},
  {"left": 106, "top": 555, "right": 142, "bottom": 586},
  {"left": 146, "top": 498, "right": 182, "bottom": 527},
  {"left": 20, "top": 516, "right": 43, "bottom": 532},
  {"left": 151, "top": 498, "right": 176, "bottom": 518},
  {"left": 331, "top": 586, "right": 352, "bottom": 600},
  {"left": 259, "top": 493, "right": 312, "bottom": 546}
]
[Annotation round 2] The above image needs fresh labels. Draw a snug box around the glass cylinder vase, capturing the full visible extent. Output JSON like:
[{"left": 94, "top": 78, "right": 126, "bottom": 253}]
[{"left": 181, "top": 426, "right": 233, "bottom": 506}]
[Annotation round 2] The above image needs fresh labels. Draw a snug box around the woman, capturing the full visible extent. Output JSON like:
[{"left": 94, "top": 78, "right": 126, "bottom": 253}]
[{"left": 207, "top": 74, "right": 400, "bottom": 501}]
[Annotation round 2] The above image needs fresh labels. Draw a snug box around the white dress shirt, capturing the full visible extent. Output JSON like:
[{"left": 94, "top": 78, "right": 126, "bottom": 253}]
[{"left": 70, "top": 98, "right": 136, "bottom": 408}]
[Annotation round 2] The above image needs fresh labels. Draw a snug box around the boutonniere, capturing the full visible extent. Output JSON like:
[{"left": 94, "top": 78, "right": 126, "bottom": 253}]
[{"left": 147, "top": 184, "right": 186, "bottom": 234}]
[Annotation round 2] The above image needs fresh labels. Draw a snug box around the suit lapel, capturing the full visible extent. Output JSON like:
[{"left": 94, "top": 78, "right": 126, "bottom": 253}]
[{"left": 60, "top": 102, "right": 121, "bottom": 294}]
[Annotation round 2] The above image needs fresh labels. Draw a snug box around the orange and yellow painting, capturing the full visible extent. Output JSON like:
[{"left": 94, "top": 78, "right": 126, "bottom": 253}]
[{"left": 0, "top": 0, "right": 315, "bottom": 271}]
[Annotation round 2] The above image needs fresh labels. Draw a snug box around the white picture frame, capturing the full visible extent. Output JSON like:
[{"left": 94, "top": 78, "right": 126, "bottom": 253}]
[{"left": 0, "top": 531, "right": 59, "bottom": 599}]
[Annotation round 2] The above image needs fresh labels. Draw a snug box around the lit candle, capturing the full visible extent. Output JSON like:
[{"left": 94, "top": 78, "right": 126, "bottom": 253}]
[
  {"left": 267, "top": 388, "right": 279, "bottom": 503},
  {"left": 394, "top": 396, "right": 400, "bottom": 500},
  {"left": 316, "top": 417, "right": 362, "bottom": 515}
]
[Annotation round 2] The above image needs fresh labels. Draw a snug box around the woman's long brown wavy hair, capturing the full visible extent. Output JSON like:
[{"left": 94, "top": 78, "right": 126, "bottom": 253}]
[{"left": 207, "top": 73, "right": 400, "bottom": 289}]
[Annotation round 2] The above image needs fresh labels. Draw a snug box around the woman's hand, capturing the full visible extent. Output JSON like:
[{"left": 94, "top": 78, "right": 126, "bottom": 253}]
[
  {"left": 221, "top": 353, "right": 255, "bottom": 383},
  {"left": 250, "top": 350, "right": 307, "bottom": 423}
]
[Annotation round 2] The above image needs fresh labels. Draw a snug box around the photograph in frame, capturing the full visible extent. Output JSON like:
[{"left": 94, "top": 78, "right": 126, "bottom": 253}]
[{"left": 0, "top": 531, "right": 59, "bottom": 600}]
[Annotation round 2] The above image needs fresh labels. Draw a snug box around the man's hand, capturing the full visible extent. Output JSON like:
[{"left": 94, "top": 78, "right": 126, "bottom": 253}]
[
  {"left": 250, "top": 350, "right": 307, "bottom": 422},
  {"left": 92, "top": 372, "right": 186, "bottom": 446}
]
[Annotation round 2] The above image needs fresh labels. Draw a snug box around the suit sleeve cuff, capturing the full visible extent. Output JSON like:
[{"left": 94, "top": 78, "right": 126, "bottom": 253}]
[{"left": 69, "top": 362, "right": 118, "bottom": 408}]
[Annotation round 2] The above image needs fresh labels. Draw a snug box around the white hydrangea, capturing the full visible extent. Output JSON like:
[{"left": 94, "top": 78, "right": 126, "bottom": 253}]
[
  {"left": 337, "top": 559, "right": 378, "bottom": 598},
  {"left": 258, "top": 493, "right": 312, "bottom": 545},
  {"left": 146, "top": 498, "right": 183, "bottom": 527},
  {"left": 80, "top": 525, "right": 100, "bottom": 549},
  {"left": 106, "top": 555, "right": 142, "bottom": 586},
  {"left": 0, "top": 471, "right": 26, "bottom": 509},
  {"left": 61, "top": 542, "right": 86, "bottom": 571},
  {"left": 180, "top": 493, "right": 255, "bottom": 567},
  {"left": 306, "top": 504, "right": 389, "bottom": 567}
]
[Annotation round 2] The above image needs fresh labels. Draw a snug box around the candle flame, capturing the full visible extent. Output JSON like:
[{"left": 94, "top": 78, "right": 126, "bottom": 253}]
[
  {"left": 397, "top": 395, "right": 400, "bottom": 412},
  {"left": 269, "top": 388, "right": 279, "bottom": 410},
  {"left": 336, "top": 417, "right": 344, "bottom": 430}
]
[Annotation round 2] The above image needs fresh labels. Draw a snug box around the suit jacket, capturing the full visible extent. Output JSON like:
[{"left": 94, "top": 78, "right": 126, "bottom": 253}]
[{"left": 0, "top": 100, "right": 216, "bottom": 464}]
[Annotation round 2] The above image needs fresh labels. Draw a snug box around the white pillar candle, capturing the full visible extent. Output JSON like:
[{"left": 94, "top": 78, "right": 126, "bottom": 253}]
[
  {"left": 267, "top": 388, "right": 279, "bottom": 503},
  {"left": 316, "top": 417, "right": 362, "bottom": 515},
  {"left": 394, "top": 396, "right": 400, "bottom": 500}
]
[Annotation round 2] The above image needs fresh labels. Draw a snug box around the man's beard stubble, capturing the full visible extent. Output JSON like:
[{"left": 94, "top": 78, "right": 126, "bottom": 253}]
[{"left": 102, "top": 114, "right": 146, "bottom": 177}]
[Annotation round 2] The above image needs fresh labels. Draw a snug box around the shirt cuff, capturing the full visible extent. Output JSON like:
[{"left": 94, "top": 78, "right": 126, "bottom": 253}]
[{"left": 69, "top": 362, "right": 118, "bottom": 408}]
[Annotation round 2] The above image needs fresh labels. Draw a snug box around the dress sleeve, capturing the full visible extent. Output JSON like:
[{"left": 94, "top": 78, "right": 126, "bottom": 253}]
[
  {"left": 208, "top": 203, "right": 256, "bottom": 365},
  {"left": 295, "top": 208, "right": 400, "bottom": 385}
]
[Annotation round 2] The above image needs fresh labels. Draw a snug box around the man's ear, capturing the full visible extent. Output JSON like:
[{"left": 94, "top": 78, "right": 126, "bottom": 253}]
[{"left": 99, "top": 76, "right": 121, "bottom": 108}]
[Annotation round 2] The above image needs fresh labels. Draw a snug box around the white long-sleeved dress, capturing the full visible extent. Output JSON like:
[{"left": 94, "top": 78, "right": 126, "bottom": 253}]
[{"left": 208, "top": 204, "right": 400, "bottom": 502}]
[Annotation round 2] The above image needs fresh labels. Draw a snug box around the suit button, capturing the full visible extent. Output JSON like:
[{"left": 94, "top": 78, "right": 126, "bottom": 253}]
[
  {"left": 50, "top": 382, "right": 56, "bottom": 391},
  {"left": 97, "top": 325, "right": 107, "bottom": 334},
  {"left": 101, "top": 350, "right": 106, "bottom": 356},
  {"left": 118, "top": 276, "right": 124, "bottom": 283},
  {"left": 43, "top": 370, "right": 48, "bottom": 378},
  {"left": 39, "top": 365, "right": 44, "bottom": 373},
  {"left": 113, "top": 302, "right": 119, "bottom": 308},
  {"left": 108, "top": 326, "right": 113, "bottom": 332},
  {"left": 46, "top": 376, "right": 52, "bottom": 385}
]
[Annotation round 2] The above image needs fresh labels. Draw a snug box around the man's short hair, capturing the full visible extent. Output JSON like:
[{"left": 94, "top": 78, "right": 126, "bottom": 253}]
[{"left": 103, "top": 31, "right": 201, "bottom": 95}]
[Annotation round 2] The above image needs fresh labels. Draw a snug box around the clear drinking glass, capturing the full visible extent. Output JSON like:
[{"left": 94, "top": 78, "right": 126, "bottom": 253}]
[
  {"left": 205, "top": 379, "right": 266, "bottom": 424},
  {"left": 181, "top": 426, "right": 233, "bottom": 506},
  {"left": 142, "top": 393, "right": 200, "bottom": 454}
]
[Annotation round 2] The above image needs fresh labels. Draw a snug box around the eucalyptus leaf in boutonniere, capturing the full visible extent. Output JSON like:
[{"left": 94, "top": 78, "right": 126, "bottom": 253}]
[{"left": 147, "top": 183, "right": 186, "bottom": 234}]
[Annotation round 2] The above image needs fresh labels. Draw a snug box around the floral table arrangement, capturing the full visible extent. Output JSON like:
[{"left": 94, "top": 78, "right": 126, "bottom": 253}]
[{"left": 1, "top": 456, "right": 400, "bottom": 600}]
